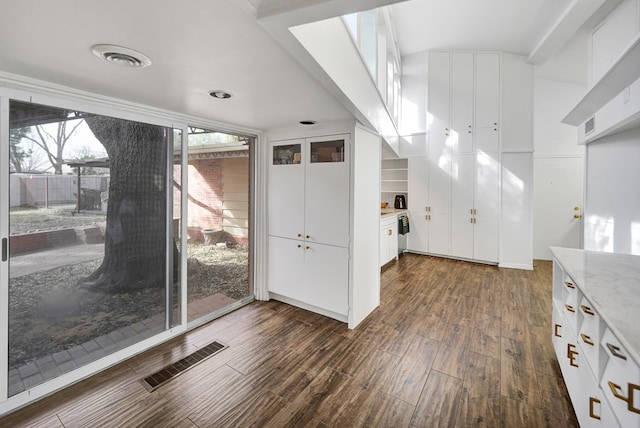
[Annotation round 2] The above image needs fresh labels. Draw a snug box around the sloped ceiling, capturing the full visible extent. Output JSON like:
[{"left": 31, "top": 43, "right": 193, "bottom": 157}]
[{"left": 0, "top": 0, "right": 352, "bottom": 131}]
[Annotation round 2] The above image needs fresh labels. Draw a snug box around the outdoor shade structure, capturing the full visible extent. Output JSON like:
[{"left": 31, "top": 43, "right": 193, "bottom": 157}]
[{"left": 64, "top": 157, "right": 110, "bottom": 213}]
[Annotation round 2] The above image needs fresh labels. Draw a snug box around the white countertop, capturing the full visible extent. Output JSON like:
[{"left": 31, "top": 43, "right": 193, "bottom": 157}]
[
  {"left": 381, "top": 208, "right": 407, "bottom": 219},
  {"left": 550, "top": 247, "right": 640, "bottom": 364}
]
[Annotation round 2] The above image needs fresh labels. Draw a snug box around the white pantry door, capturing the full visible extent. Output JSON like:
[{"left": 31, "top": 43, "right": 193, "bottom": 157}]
[{"left": 533, "top": 157, "right": 584, "bottom": 260}]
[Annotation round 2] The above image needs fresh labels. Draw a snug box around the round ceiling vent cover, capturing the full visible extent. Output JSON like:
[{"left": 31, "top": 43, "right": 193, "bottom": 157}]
[{"left": 91, "top": 44, "right": 152, "bottom": 68}]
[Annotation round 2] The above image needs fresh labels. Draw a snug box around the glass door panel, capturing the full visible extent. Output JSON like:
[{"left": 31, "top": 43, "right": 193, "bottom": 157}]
[
  {"left": 7, "top": 100, "right": 174, "bottom": 396},
  {"left": 183, "top": 128, "right": 252, "bottom": 322}
]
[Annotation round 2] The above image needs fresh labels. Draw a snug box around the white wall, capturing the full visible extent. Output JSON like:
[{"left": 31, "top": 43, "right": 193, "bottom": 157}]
[
  {"left": 585, "top": 128, "right": 640, "bottom": 255},
  {"left": 532, "top": 76, "right": 585, "bottom": 259},
  {"left": 350, "top": 125, "right": 381, "bottom": 328}
]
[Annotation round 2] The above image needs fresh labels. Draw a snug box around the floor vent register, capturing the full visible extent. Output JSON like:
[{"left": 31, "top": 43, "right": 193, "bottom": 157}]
[{"left": 140, "top": 340, "right": 228, "bottom": 392}]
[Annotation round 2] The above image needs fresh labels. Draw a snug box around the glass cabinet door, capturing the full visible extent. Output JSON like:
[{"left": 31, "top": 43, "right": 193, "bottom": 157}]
[{"left": 309, "top": 140, "right": 344, "bottom": 163}]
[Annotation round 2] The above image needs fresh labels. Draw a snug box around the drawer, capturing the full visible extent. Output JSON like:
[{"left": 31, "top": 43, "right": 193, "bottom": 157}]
[
  {"left": 552, "top": 303, "right": 565, "bottom": 363},
  {"left": 562, "top": 273, "right": 580, "bottom": 335},
  {"left": 601, "top": 328, "right": 640, "bottom": 428},
  {"left": 579, "top": 296, "right": 606, "bottom": 380}
]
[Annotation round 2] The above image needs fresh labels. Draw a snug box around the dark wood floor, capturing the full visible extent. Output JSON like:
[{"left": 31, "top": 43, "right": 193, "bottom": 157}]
[{"left": 0, "top": 253, "right": 578, "bottom": 427}]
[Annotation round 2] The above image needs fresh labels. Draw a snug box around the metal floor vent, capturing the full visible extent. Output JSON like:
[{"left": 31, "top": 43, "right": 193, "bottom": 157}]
[{"left": 140, "top": 340, "right": 227, "bottom": 392}]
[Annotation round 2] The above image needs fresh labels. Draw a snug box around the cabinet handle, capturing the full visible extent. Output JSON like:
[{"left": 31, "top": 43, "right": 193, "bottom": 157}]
[
  {"left": 297, "top": 233, "right": 302, "bottom": 238},
  {"left": 388, "top": 229, "right": 392, "bottom": 236},
  {"left": 425, "top": 215, "right": 431, "bottom": 220},
  {"left": 580, "top": 333, "right": 594, "bottom": 346},
  {"left": 470, "top": 208, "right": 474, "bottom": 214},
  {"left": 564, "top": 281, "right": 575, "bottom": 289},
  {"left": 306, "top": 235, "right": 310, "bottom": 239},
  {"left": 554, "top": 323, "right": 561, "bottom": 337},
  {"left": 305, "top": 245, "right": 310, "bottom": 250},
  {"left": 567, "top": 343, "right": 579, "bottom": 367},
  {"left": 589, "top": 397, "right": 601, "bottom": 420},
  {"left": 565, "top": 304, "right": 575, "bottom": 313},
  {"left": 580, "top": 305, "right": 595, "bottom": 316},
  {"left": 297, "top": 244, "right": 301, "bottom": 248},
  {"left": 607, "top": 343, "right": 627, "bottom": 360},
  {"left": 608, "top": 382, "right": 640, "bottom": 414}
]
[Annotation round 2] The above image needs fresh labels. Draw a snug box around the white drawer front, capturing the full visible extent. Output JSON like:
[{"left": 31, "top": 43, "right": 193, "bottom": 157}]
[
  {"left": 579, "top": 296, "right": 606, "bottom": 380},
  {"left": 601, "top": 328, "right": 640, "bottom": 428}
]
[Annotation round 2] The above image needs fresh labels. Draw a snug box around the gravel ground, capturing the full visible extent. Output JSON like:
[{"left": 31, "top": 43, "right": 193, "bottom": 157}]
[
  {"left": 9, "top": 205, "right": 106, "bottom": 235},
  {"left": 9, "top": 242, "right": 249, "bottom": 369}
]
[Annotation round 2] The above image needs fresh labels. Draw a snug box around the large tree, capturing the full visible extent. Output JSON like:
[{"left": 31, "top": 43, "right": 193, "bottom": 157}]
[
  {"left": 83, "top": 116, "right": 173, "bottom": 292},
  {"left": 22, "top": 120, "right": 84, "bottom": 174}
]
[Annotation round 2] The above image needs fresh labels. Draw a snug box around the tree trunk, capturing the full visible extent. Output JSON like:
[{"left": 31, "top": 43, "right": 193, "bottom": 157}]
[{"left": 84, "top": 117, "right": 170, "bottom": 292}]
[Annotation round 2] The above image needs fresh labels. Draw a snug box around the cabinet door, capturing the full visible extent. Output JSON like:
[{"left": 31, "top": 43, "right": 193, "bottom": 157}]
[
  {"left": 407, "top": 210, "right": 429, "bottom": 253},
  {"left": 380, "top": 225, "right": 391, "bottom": 266},
  {"left": 305, "top": 243, "right": 348, "bottom": 315},
  {"left": 429, "top": 213, "right": 450, "bottom": 256},
  {"left": 268, "top": 236, "right": 305, "bottom": 301},
  {"left": 305, "top": 136, "right": 350, "bottom": 247},
  {"left": 475, "top": 53, "right": 500, "bottom": 130},
  {"left": 451, "top": 52, "right": 474, "bottom": 153},
  {"left": 428, "top": 153, "right": 451, "bottom": 214},
  {"left": 451, "top": 215, "right": 474, "bottom": 259},
  {"left": 473, "top": 215, "right": 498, "bottom": 263},
  {"left": 269, "top": 140, "right": 305, "bottom": 240},
  {"left": 451, "top": 154, "right": 474, "bottom": 216},
  {"left": 428, "top": 51, "right": 451, "bottom": 157},
  {"left": 408, "top": 156, "right": 428, "bottom": 211},
  {"left": 475, "top": 126, "right": 499, "bottom": 153},
  {"left": 389, "top": 219, "right": 399, "bottom": 258},
  {"left": 475, "top": 151, "right": 500, "bottom": 218}
]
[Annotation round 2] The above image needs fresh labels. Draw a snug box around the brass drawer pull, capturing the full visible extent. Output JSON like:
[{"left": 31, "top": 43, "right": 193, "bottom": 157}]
[
  {"left": 567, "top": 343, "right": 579, "bottom": 367},
  {"left": 565, "top": 281, "right": 575, "bottom": 289},
  {"left": 388, "top": 229, "right": 392, "bottom": 236},
  {"left": 589, "top": 397, "right": 601, "bottom": 420},
  {"left": 608, "top": 382, "right": 640, "bottom": 414},
  {"left": 580, "top": 333, "right": 594, "bottom": 346},
  {"left": 565, "top": 304, "right": 575, "bottom": 313},
  {"left": 607, "top": 343, "right": 627, "bottom": 360},
  {"left": 554, "top": 324, "right": 561, "bottom": 338},
  {"left": 581, "top": 305, "right": 595, "bottom": 316}
]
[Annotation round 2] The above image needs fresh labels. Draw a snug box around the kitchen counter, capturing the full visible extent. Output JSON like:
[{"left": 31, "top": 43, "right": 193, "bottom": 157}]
[
  {"left": 381, "top": 208, "right": 407, "bottom": 218},
  {"left": 550, "top": 246, "right": 640, "bottom": 364}
]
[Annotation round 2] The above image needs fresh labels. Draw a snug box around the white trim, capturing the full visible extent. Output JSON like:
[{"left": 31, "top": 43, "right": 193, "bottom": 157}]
[
  {"left": 498, "top": 262, "right": 534, "bottom": 270},
  {"left": 501, "top": 148, "right": 535, "bottom": 154},
  {"left": 534, "top": 153, "right": 585, "bottom": 159},
  {"left": 0, "top": 71, "right": 261, "bottom": 138},
  {"left": 268, "top": 293, "right": 348, "bottom": 323},
  {"left": 0, "top": 96, "right": 10, "bottom": 401}
]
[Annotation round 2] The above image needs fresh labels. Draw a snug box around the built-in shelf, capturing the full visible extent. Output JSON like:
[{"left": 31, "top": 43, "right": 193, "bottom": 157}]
[
  {"left": 563, "top": 33, "right": 640, "bottom": 126},
  {"left": 381, "top": 159, "right": 408, "bottom": 199}
]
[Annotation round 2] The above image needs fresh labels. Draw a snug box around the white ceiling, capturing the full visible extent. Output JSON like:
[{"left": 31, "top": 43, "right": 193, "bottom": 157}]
[
  {"left": 0, "top": 0, "right": 592, "bottom": 132},
  {"left": 0, "top": 0, "right": 352, "bottom": 132},
  {"left": 391, "top": 0, "right": 574, "bottom": 57}
]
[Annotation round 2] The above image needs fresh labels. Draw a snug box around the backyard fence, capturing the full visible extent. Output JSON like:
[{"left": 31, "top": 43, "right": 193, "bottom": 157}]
[{"left": 9, "top": 174, "right": 110, "bottom": 209}]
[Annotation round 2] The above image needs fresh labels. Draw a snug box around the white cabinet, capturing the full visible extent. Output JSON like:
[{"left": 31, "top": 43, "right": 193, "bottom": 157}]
[
  {"left": 268, "top": 135, "right": 350, "bottom": 317},
  {"left": 379, "top": 215, "right": 398, "bottom": 266},
  {"left": 551, "top": 248, "right": 640, "bottom": 428},
  {"left": 434, "top": 51, "right": 500, "bottom": 155},
  {"left": 410, "top": 51, "right": 500, "bottom": 264},
  {"left": 450, "top": 152, "right": 499, "bottom": 263},
  {"left": 407, "top": 155, "right": 451, "bottom": 256},
  {"left": 268, "top": 236, "right": 348, "bottom": 315}
]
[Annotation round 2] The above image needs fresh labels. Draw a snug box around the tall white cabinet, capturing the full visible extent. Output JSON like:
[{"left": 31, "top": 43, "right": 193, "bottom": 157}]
[
  {"left": 408, "top": 51, "right": 501, "bottom": 264},
  {"left": 267, "top": 125, "right": 381, "bottom": 328}
]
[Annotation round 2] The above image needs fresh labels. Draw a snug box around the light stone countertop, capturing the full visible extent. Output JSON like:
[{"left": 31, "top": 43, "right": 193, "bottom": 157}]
[
  {"left": 381, "top": 208, "right": 407, "bottom": 219},
  {"left": 550, "top": 247, "right": 640, "bottom": 365}
]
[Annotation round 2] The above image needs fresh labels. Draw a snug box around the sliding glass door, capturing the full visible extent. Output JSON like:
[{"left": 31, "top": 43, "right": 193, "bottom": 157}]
[{"left": 5, "top": 100, "right": 178, "bottom": 396}]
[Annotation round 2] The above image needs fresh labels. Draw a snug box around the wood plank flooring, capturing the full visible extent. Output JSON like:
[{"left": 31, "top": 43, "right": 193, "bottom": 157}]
[{"left": 0, "top": 254, "right": 579, "bottom": 427}]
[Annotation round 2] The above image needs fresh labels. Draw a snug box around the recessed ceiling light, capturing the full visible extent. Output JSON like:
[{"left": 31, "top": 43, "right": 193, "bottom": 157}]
[
  {"left": 91, "top": 44, "right": 152, "bottom": 68},
  {"left": 208, "top": 90, "right": 232, "bottom": 99},
  {"left": 299, "top": 120, "right": 317, "bottom": 125}
]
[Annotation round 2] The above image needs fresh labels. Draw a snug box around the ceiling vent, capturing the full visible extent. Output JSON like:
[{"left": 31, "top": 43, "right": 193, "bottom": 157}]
[{"left": 91, "top": 44, "right": 152, "bottom": 68}]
